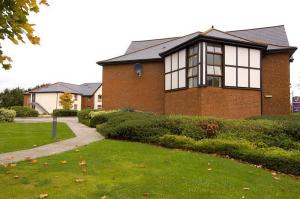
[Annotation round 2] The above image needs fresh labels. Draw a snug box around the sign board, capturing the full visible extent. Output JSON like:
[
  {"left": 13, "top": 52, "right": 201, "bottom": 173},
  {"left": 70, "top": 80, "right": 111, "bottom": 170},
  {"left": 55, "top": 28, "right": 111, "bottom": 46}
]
[{"left": 292, "top": 96, "right": 300, "bottom": 112}]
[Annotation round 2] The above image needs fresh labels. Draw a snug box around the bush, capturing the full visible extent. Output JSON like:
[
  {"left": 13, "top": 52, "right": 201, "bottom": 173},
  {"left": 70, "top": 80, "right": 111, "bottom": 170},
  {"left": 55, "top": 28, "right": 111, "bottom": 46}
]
[
  {"left": 77, "top": 109, "right": 94, "bottom": 126},
  {"left": 89, "top": 111, "right": 110, "bottom": 127},
  {"left": 52, "top": 109, "right": 78, "bottom": 117},
  {"left": 10, "top": 106, "right": 38, "bottom": 117},
  {"left": 159, "top": 135, "right": 300, "bottom": 175},
  {"left": 94, "top": 111, "right": 300, "bottom": 175},
  {"left": 0, "top": 108, "right": 16, "bottom": 122}
]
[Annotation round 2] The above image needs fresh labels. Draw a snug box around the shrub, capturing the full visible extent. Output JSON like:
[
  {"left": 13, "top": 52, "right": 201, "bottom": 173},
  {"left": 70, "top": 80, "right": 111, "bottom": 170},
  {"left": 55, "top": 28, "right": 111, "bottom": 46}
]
[
  {"left": 52, "top": 109, "right": 77, "bottom": 117},
  {"left": 159, "top": 135, "right": 300, "bottom": 175},
  {"left": 77, "top": 109, "right": 94, "bottom": 126},
  {"left": 89, "top": 111, "right": 110, "bottom": 127},
  {"left": 120, "top": 107, "right": 135, "bottom": 112},
  {"left": 10, "top": 106, "right": 38, "bottom": 117},
  {"left": 0, "top": 108, "right": 16, "bottom": 122}
]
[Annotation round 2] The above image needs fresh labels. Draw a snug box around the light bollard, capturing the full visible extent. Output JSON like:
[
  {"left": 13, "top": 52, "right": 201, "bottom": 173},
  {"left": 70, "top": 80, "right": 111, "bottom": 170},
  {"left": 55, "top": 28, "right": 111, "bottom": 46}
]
[{"left": 52, "top": 116, "right": 57, "bottom": 141}]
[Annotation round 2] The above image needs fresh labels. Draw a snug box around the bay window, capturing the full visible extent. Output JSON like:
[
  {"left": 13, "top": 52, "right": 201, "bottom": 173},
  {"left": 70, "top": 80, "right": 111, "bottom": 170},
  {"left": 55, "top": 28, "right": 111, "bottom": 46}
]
[
  {"left": 206, "top": 43, "right": 223, "bottom": 87},
  {"left": 187, "top": 44, "right": 199, "bottom": 88}
]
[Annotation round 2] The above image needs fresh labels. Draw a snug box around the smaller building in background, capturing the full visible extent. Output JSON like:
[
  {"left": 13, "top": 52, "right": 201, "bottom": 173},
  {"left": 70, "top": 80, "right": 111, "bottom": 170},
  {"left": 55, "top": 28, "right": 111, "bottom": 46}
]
[
  {"left": 292, "top": 96, "right": 300, "bottom": 112},
  {"left": 23, "top": 82, "right": 102, "bottom": 114}
]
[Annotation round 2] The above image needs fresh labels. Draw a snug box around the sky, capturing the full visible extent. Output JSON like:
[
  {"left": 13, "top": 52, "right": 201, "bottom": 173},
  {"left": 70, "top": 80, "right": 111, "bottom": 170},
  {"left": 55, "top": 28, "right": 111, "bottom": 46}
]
[{"left": 1, "top": 0, "right": 300, "bottom": 96}]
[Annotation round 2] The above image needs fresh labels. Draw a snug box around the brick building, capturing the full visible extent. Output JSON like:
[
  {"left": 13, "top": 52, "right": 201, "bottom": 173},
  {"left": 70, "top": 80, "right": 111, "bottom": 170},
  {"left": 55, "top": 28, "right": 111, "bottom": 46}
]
[{"left": 97, "top": 25, "right": 297, "bottom": 118}]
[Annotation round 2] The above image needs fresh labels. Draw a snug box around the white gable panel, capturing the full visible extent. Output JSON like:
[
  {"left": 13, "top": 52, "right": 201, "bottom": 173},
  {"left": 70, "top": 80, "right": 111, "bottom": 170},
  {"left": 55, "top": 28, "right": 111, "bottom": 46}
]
[
  {"left": 179, "top": 69, "right": 186, "bottom": 88},
  {"left": 238, "top": 68, "right": 249, "bottom": 87},
  {"left": 225, "top": 46, "right": 237, "bottom": 66},
  {"left": 165, "top": 56, "right": 171, "bottom": 73},
  {"left": 238, "top": 47, "right": 249, "bottom": 67},
  {"left": 250, "top": 49, "right": 260, "bottom": 68},
  {"left": 225, "top": 67, "right": 236, "bottom": 87},
  {"left": 165, "top": 73, "right": 171, "bottom": 90},
  {"left": 250, "top": 69, "right": 260, "bottom": 88},
  {"left": 171, "top": 53, "right": 178, "bottom": 70},
  {"left": 178, "top": 49, "right": 186, "bottom": 69},
  {"left": 171, "top": 71, "right": 178, "bottom": 89}
]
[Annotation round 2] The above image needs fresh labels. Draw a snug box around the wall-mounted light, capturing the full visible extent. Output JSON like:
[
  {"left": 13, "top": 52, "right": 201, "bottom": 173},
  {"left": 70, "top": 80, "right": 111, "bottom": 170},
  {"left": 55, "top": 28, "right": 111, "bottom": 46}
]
[
  {"left": 264, "top": 95, "right": 272, "bottom": 98},
  {"left": 134, "top": 63, "right": 143, "bottom": 78}
]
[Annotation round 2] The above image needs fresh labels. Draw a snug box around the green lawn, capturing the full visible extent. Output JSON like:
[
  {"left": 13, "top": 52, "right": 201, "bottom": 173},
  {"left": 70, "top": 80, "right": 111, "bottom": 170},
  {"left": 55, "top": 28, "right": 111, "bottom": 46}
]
[
  {"left": 0, "top": 140, "right": 299, "bottom": 199},
  {"left": 0, "top": 123, "right": 75, "bottom": 153}
]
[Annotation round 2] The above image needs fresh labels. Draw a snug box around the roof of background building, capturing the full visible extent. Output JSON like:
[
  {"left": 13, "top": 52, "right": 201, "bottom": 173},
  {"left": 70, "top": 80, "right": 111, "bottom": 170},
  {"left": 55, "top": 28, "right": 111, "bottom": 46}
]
[
  {"left": 29, "top": 82, "right": 102, "bottom": 96},
  {"left": 97, "top": 25, "right": 296, "bottom": 65}
]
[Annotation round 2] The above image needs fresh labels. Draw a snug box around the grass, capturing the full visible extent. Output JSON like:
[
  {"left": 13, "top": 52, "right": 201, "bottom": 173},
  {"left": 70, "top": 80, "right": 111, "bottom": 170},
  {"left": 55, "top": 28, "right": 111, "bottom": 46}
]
[
  {"left": 0, "top": 140, "right": 299, "bottom": 199},
  {"left": 0, "top": 122, "right": 75, "bottom": 153}
]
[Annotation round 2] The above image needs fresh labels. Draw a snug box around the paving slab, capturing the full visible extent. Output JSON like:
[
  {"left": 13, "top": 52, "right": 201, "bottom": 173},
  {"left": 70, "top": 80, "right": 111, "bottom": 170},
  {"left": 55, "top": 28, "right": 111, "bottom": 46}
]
[{"left": 0, "top": 117, "right": 103, "bottom": 164}]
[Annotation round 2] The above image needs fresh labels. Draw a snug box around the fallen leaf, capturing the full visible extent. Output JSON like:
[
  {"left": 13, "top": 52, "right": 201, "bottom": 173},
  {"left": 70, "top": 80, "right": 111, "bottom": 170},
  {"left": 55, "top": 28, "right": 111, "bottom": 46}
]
[
  {"left": 81, "top": 168, "right": 87, "bottom": 173},
  {"left": 271, "top": 172, "right": 277, "bottom": 176},
  {"left": 207, "top": 162, "right": 211, "bottom": 166},
  {"left": 143, "top": 192, "right": 149, "bottom": 196},
  {"left": 25, "top": 157, "right": 32, "bottom": 161},
  {"left": 31, "top": 159, "right": 38, "bottom": 164},
  {"left": 9, "top": 163, "right": 17, "bottom": 167},
  {"left": 60, "top": 160, "right": 67, "bottom": 164},
  {"left": 241, "top": 196, "right": 245, "bottom": 199},
  {"left": 79, "top": 160, "right": 86, "bottom": 166},
  {"left": 243, "top": 187, "right": 250, "bottom": 190},
  {"left": 33, "top": 144, "right": 38, "bottom": 147},
  {"left": 39, "top": 193, "right": 48, "bottom": 198},
  {"left": 75, "top": 149, "right": 80, "bottom": 152},
  {"left": 14, "top": 175, "right": 19, "bottom": 179},
  {"left": 75, "top": 178, "right": 85, "bottom": 183},
  {"left": 44, "top": 162, "right": 48, "bottom": 166},
  {"left": 101, "top": 196, "right": 107, "bottom": 199},
  {"left": 207, "top": 168, "right": 212, "bottom": 171},
  {"left": 273, "top": 176, "right": 280, "bottom": 180}
]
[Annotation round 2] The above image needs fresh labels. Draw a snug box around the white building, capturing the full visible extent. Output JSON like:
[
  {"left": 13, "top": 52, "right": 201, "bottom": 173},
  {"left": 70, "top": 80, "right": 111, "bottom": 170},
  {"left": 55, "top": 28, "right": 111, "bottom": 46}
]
[{"left": 24, "top": 82, "right": 102, "bottom": 114}]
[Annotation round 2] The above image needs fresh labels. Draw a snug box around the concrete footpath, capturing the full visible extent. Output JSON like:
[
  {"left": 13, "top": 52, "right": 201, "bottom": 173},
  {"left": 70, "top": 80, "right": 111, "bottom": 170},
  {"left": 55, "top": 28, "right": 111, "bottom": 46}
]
[{"left": 0, "top": 117, "right": 103, "bottom": 164}]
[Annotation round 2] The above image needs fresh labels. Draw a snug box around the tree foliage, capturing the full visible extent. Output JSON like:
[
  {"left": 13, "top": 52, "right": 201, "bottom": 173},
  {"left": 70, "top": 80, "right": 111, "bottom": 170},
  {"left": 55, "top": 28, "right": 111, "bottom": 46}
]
[
  {"left": 0, "top": 0, "right": 49, "bottom": 69},
  {"left": 59, "top": 92, "right": 74, "bottom": 110},
  {"left": 0, "top": 87, "right": 24, "bottom": 107}
]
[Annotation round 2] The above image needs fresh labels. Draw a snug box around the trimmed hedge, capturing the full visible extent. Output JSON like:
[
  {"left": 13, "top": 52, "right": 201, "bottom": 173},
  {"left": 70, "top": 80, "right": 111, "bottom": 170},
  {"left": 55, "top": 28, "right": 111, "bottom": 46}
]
[
  {"left": 159, "top": 135, "right": 300, "bottom": 175},
  {"left": 0, "top": 108, "right": 16, "bottom": 122},
  {"left": 95, "top": 111, "right": 300, "bottom": 175},
  {"left": 52, "top": 109, "right": 78, "bottom": 117},
  {"left": 10, "top": 106, "right": 38, "bottom": 117}
]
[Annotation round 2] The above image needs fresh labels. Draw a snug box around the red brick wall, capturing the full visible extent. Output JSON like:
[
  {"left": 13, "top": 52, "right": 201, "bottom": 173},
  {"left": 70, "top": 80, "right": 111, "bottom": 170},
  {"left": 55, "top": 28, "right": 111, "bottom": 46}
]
[
  {"left": 199, "top": 87, "right": 261, "bottom": 118},
  {"left": 262, "top": 53, "right": 290, "bottom": 115},
  {"left": 81, "top": 96, "right": 94, "bottom": 109},
  {"left": 165, "top": 88, "right": 201, "bottom": 115},
  {"left": 102, "top": 62, "right": 165, "bottom": 113},
  {"left": 165, "top": 87, "right": 261, "bottom": 118}
]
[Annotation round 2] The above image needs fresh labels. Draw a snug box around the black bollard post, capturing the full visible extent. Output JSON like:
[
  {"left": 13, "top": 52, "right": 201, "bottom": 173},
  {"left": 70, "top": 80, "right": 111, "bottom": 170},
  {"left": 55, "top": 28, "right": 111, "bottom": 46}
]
[{"left": 52, "top": 116, "right": 57, "bottom": 141}]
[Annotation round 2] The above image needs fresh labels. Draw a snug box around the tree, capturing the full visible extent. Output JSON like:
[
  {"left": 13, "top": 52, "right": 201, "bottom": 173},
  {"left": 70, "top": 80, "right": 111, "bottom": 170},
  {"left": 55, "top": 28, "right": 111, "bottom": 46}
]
[
  {"left": 59, "top": 92, "right": 74, "bottom": 110},
  {"left": 0, "top": 87, "right": 24, "bottom": 107},
  {"left": 0, "top": 0, "right": 49, "bottom": 69}
]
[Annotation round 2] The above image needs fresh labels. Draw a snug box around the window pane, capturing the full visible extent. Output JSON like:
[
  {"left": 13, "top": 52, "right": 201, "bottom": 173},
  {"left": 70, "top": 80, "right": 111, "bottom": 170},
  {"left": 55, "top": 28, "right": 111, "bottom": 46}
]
[
  {"left": 207, "top": 54, "right": 213, "bottom": 65},
  {"left": 171, "top": 71, "right": 178, "bottom": 89},
  {"left": 238, "top": 47, "right": 249, "bottom": 67},
  {"left": 188, "top": 67, "right": 197, "bottom": 77},
  {"left": 238, "top": 68, "right": 249, "bottom": 87},
  {"left": 207, "top": 45, "right": 214, "bottom": 52},
  {"left": 214, "top": 54, "right": 222, "bottom": 65},
  {"left": 215, "top": 46, "right": 222, "bottom": 53},
  {"left": 250, "top": 69, "right": 260, "bottom": 88},
  {"left": 165, "top": 73, "right": 171, "bottom": 90},
  {"left": 179, "top": 69, "right": 186, "bottom": 88},
  {"left": 171, "top": 53, "right": 178, "bottom": 70},
  {"left": 165, "top": 56, "right": 171, "bottom": 73},
  {"left": 225, "top": 66, "right": 236, "bottom": 86},
  {"left": 179, "top": 49, "right": 186, "bottom": 68},
  {"left": 207, "top": 65, "right": 214, "bottom": 75},
  {"left": 188, "top": 77, "right": 197, "bottom": 88},
  {"left": 214, "top": 66, "right": 222, "bottom": 75},
  {"left": 207, "top": 76, "right": 221, "bottom": 87}
]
